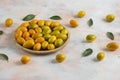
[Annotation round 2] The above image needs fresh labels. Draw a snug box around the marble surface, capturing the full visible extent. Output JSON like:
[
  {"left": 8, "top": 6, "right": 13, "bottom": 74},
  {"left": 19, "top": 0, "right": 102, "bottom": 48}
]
[{"left": 0, "top": 0, "right": 120, "bottom": 80}]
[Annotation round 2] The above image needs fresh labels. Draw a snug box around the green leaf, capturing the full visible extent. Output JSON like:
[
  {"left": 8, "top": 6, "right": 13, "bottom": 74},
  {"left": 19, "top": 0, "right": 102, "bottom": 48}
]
[
  {"left": 87, "top": 18, "right": 93, "bottom": 27},
  {"left": 23, "top": 14, "right": 35, "bottom": 21},
  {"left": 50, "top": 15, "right": 62, "bottom": 20},
  {"left": 106, "top": 32, "right": 114, "bottom": 40},
  {"left": 0, "top": 30, "right": 3, "bottom": 35},
  {"left": 0, "top": 54, "right": 9, "bottom": 61},
  {"left": 82, "top": 48, "right": 93, "bottom": 57}
]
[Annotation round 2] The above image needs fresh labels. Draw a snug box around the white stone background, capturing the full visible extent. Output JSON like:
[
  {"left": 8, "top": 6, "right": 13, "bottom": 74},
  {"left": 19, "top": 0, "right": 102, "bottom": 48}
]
[{"left": 0, "top": 0, "right": 120, "bottom": 80}]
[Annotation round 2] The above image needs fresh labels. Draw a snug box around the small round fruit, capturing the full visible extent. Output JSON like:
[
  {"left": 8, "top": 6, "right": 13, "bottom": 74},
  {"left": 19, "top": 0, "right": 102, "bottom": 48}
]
[
  {"left": 70, "top": 19, "right": 78, "bottom": 27},
  {"left": 19, "top": 27, "right": 27, "bottom": 32},
  {"left": 86, "top": 34, "right": 96, "bottom": 42},
  {"left": 55, "top": 39, "right": 64, "bottom": 47},
  {"left": 30, "top": 19, "right": 38, "bottom": 24},
  {"left": 22, "top": 32, "right": 30, "bottom": 38},
  {"left": 48, "top": 36, "right": 56, "bottom": 43},
  {"left": 44, "top": 34, "right": 51, "bottom": 40},
  {"left": 53, "top": 25, "right": 64, "bottom": 31},
  {"left": 97, "top": 52, "right": 105, "bottom": 61},
  {"left": 57, "top": 34, "right": 67, "bottom": 41},
  {"left": 41, "top": 41, "right": 48, "bottom": 49},
  {"left": 42, "top": 28, "right": 51, "bottom": 34},
  {"left": 61, "top": 29, "right": 68, "bottom": 34},
  {"left": 105, "top": 14, "right": 115, "bottom": 22},
  {"left": 56, "top": 53, "right": 66, "bottom": 63},
  {"left": 32, "top": 33, "right": 42, "bottom": 39},
  {"left": 5, "top": 18, "right": 13, "bottom": 27},
  {"left": 77, "top": 10, "right": 86, "bottom": 18},
  {"left": 15, "top": 30, "right": 23, "bottom": 38},
  {"left": 16, "top": 37, "right": 25, "bottom": 45},
  {"left": 20, "top": 22, "right": 30, "bottom": 27},
  {"left": 38, "top": 20, "right": 44, "bottom": 26},
  {"left": 21, "top": 55, "right": 31, "bottom": 64},
  {"left": 35, "top": 36, "right": 45, "bottom": 43},
  {"left": 51, "top": 30, "right": 60, "bottom": 36},
  {"left": 28, "top": 24, "right": 39, "bottom": 29},
  {"left": 47, "top": 44, "right": 55, "bottom": 50},
  {"left": 33, "top": 43, "right": 41, "bottom": 51},
  {"left": 106, "top": 42, "right": 119, "bottom": 51},
  {"left": 29, "top": 29, "right": 36, "bottom": 35},
  {"left": 23, "top": 40, "right": 35, "bottom": 49},
  {"left": 25, "top": 37, "right": 34, "bottom": 41},
  {"left": 35, "top": 27, "right": 42, "bottom": 33},
  {"left": 50, "top": 22, "right": 60, "bottom": 28},
  {"left": 44, "top": 20, "right": 52, "bottom": 26}
]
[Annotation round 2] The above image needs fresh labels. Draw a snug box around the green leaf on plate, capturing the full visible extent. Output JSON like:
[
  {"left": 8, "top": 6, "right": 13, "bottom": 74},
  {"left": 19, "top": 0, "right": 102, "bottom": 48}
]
[
  {"left": 82, "top": 48, "right": 93, "bottom": 57},
  {"left": 87, "top": 18, "right": 93, "bottom": 27},
  {"left": 0, "top": 30, "right": 3, "bottom": 35},
  {"left": 50, "top": 15, "right": 62, "bottom": 20},
  {"left": 23, "top": 14, "right": 35, "bottom": 21},
  {"left": 106, "top": 32, "right": 114, "bottom": 40},
  {"left": 0, "top": 54, "right": 9, "bottom": 61}
]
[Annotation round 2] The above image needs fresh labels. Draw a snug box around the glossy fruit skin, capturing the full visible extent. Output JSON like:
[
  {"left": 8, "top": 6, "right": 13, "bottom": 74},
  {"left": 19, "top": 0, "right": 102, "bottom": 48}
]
[
  {"left": 35, "top": 36, "right": 45, "bottom": 43},
  {"left": 53, "top": 25, "right": 64, "bottom": 31},
  {"left": 61, "top": 29, "right": 68, "bottom": 35},
  {"left": 22, "top": 32, "right": 30, "bottom": 38},
  {"left": 5, "top": 18, "right": 13, "bottom": 27},
  {"left": 77, "top": 10, "right": 86, "bottom": 18},
  {"left": 50, "top": 22, "right": 60, "bottom": 28},
  {"left": 41, "top": 41, "right": 48, "bottom": 49},
  {"left": 86, "top": 34, "right": 96, "bottom": 42},
  {"left": 106, "top": 14, "right": 115, "bottom": 22},
  {"left": 29, "top": 29, "right": 36, "bottom": 35},
  {"left": 38, "top": 20, "right": 44, "bottom": 26},
  {"left": 51, "top": 30, "right": 60, "bottom": 36},
  {"left": 48, "top": 36, "right": 56, "bottom": 43},
  {"left": 32, "top": 33, "right": 42, "bottom": 40},
  {"left": 42, "top": 28, "right": 51, "bottom": 34},
  {"left": 56, "top": 54, "right": 66, "bottom": 63},
  {"left": 25, "top": 37, "right": 34, "bottom": 41},
  {"left": 70, "top": 19, "right": 78, "bottom": 27},
  {"left": 15, "top": 30, "right": 23, "bottom": 38},
  {"left": 23, "top": 40, "right": 35, "bottom": 49},
  {"left": 19, "top": 27, "right": 28, "bottom": 32},
  {"left": 33, "top": 43, "right": 41, "bottom": 51},
  {"left": 97, "top": 52, "right": 105, "bottom": 61},
  {"left": 20, "top": 22, "right": 30, "bottom": 27},
  {"left": 21, "top": 55, "right": 31, "bottom": 64},
  {"left": 17, "top": 37, "right": 25, "bottom": 45},
  {"left": 35, "top": 27, "right": 42, "bottom": 33},
  {"left": 55, "top": 39, "right": 64, "bottom": 47},
  {"left": 44, "top": 34, "right": 51, "bottom": 40},
  {"left": 30, "top": 19, "right": 38, "bottom": 24},
  {"left": 28, "top": 24, "right": 39, "bottom": 29},
  {"left": 47, "top": 44, "right": 55, "bottom": 50},
  {"left": 57, "top": 33, "right": 67, "bottom": 41},
  {"left": 45, "top": 20, "right": 52, "bottom": 26},
  {"left": 106, "top": 42, "right": 119, "bottom": 51}
]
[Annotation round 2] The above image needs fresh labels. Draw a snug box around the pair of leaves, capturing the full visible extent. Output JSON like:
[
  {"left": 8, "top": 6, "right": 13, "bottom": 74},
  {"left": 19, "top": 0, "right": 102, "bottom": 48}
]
[
  {"left": 23, "top": 14, "right": 62, "bottom": 21},
  {"left": 0, "top": 54, "right": 9, "bottom": 61},
  {"left": 82, "top": 48, "right": 93, "bottom": 57},
  {"left": 87, "top": 19, "right": 114, "bottom": 40}
]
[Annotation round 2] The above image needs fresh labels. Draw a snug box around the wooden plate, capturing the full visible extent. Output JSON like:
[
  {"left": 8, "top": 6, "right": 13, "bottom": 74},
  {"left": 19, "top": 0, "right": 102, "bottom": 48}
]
[{"left": 16, "top": 33, "right": 70, "bottom": 55}]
